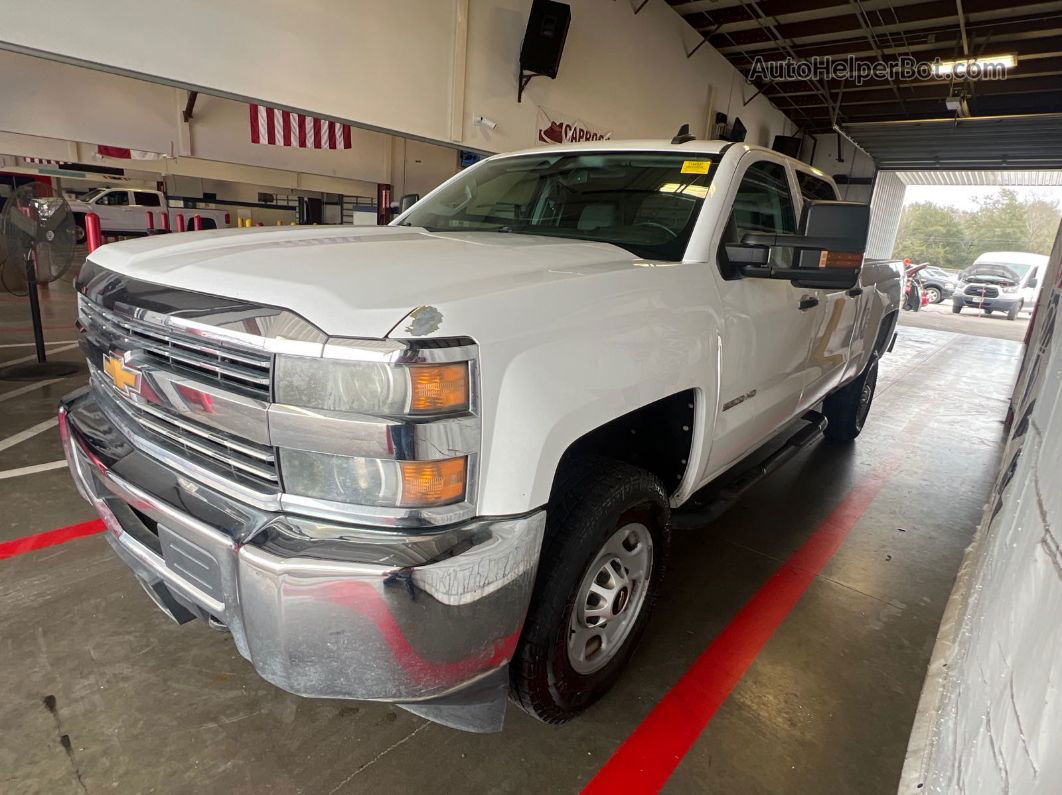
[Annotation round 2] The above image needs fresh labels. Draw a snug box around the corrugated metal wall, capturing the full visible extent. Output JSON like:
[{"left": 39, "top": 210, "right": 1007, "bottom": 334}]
[{"left": 866, "top": 171, "right": 905, "bottom": 259}]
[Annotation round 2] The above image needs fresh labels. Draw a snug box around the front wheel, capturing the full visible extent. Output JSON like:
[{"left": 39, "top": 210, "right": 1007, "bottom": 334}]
[
  {"left": 952, "top": 302, "right": 962, "bottom": 314},
  {"left": 1007, "top": 302, "right": 1022, "bottom": 321},
  {"left": 510, "top": 458, "right": 670, "bottom": 724},
  {"left": 925, "top": 286, "right": 941, "bottom": 304},
  {"left": 823, "top": 355, "right": 879, "bottom": 442}
]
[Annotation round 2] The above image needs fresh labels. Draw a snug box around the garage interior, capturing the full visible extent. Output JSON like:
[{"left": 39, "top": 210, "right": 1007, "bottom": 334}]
[{"left": 1, "top": 2, "right": 1060, "bottom": 793}]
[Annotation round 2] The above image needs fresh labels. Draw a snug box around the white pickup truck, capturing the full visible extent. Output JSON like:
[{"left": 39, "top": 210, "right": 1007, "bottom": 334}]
[
  {"left": 67, "top": 187, "right": 230, "bottom": 240},
  {"left": 59, "top": 139, "right": 901, "bottom": 732}
]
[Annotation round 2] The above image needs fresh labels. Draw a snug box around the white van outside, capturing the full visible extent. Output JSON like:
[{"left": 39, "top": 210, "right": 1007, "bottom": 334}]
[{"left": 953, "top": 251, "right": 1049, "bottom": 320}]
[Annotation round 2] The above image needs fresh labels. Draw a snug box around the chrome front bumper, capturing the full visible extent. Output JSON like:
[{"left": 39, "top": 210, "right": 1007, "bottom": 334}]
[{"left": 59, "top": 387, "right": 545, "bottom": 732}]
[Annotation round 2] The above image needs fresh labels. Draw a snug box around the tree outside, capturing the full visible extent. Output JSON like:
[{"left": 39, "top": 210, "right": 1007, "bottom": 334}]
[{"left": 892, "top": 189, "right": 1061, "bottom": 269}]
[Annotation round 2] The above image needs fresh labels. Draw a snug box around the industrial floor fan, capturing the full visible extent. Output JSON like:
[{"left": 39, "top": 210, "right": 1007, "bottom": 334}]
[{"left": 0, "top": 182, "right": 81, "bottom": 379}]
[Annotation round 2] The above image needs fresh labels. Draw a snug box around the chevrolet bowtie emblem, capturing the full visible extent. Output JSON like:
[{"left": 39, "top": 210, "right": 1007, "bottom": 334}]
[{"left": 102, "top": 354, "right": 141, "bottom": 395}]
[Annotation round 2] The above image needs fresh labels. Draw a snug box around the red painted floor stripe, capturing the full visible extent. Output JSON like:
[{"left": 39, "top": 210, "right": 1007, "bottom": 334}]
[
  {"left": 0, "top": 519, "right": 106, "bottom": 561},
  {"left": 583, "top": 458, "right": 902, "bottom": 794}
]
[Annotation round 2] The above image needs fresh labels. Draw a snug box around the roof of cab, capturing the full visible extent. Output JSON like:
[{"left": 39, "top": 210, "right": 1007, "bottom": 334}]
[{"left": 485, "top": 139, "right": 833, "bottom": 184}]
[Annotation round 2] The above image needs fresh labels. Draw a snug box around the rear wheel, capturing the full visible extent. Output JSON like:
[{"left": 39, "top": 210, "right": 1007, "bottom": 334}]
[
  {"left": 984, "top": 309, "right": 994, "bottom": 316},
  {"left": 823, "top": 355, "right": 878, "bottom": 442},
  {"left": 510, "top": 458, "right": 669, "bottom": 724},
  {"left": 925, "top": 286, "right": 941, "bottom": 304}
]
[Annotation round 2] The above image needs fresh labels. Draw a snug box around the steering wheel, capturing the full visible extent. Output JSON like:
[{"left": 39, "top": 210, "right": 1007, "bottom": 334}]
[{"left": 633, "top": 221, "right": 677, "bottom": 238}]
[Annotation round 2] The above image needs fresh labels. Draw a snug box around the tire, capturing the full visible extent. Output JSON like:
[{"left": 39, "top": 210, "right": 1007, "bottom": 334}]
[
  {"left": 823, "top": 355, "right": 879, "bottom": 442},
  {"left": 1007, "top": 302, "right": 1021, "bottom": 321},
  {"left": 73, "top": 215, "right": 87, "bottom": 244},
  {"left": 510, "top": 457, "right": 670, "bottom": 724},
  {"left": 952, "top": 302, "right": 962, "bottom": 314},
  {"left": 984, "top": 309, "right": 993, "bottom": 316},
  {"left": 199, "top": 219, "right": 217, "bottom": 230},
  {"left": 925, "top": 286, "right": 941, "bottom": 304}
]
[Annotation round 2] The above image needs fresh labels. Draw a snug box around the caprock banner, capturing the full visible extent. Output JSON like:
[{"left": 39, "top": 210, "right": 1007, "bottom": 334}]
[{"left": 536, "top": 107, "right": 613, "bottom": 145}]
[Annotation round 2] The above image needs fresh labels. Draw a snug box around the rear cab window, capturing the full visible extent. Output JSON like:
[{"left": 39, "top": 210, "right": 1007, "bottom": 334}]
[
  {"left": 133, "top": 191, "right": 162, "bottom": 207},
  {"left": 796, "top": 171, "right": 837, "bottom": 202}
]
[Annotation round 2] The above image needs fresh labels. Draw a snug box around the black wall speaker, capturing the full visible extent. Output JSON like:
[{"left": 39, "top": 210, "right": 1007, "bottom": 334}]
[
  {"left": 520, "top": 0, "right": 571, "bottom": 78},
  {"left": 728, "top": 117, "right": 747, "bottom": 143},
  {"left": 771, "top": 135, "right": 803, "bottom": 158}
]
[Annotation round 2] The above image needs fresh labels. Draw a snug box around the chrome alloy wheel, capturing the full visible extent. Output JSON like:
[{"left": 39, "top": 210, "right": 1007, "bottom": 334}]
[{"left": 567, "top": 522, "right": 653, "bottom": 674}]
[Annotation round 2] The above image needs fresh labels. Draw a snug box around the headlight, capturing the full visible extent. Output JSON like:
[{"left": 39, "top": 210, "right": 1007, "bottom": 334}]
[
  {"left": 279, "top": 450, "right": 467, "bottom": 507},
  {"left": 275, "top": 357, "right": 469, "bottom": 415},
  {"left": 1002, "top": 285, "right": 1019, "bottom": 293},
  {"left": 272, "top": 337, "right": 478, "bottom": 522}
]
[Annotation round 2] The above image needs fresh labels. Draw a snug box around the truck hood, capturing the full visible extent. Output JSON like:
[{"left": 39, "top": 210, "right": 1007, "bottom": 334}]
[{"left": 87, "top": 225, "right": 651, "bottom": 339}]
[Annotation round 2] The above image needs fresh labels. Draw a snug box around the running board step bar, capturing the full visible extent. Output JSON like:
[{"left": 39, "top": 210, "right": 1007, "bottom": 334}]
[{"left": 671, "top": 410, "right": 828, "bottom": 530}]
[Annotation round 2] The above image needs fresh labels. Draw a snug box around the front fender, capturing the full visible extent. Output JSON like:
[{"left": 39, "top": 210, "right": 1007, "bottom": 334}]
[{"left": 468, "top": 265, "right": 722, "bottom": 516}]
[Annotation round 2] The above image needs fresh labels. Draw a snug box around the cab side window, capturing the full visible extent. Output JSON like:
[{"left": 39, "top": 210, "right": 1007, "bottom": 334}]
[
  {"left": 99, "top": 191, "right": 130, "bottom": 206},
  {"left": 796, "top": 172, "right": 837, "bottom": 202},
  {"left": 719, "top": 161, "right": 797, "bottom": 277},
  {"left": 133, "top": 191, "right": 161, "bottom": 207}
]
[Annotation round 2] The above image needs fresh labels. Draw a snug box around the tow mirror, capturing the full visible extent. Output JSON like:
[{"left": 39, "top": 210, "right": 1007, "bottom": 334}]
[
  {"left": 727, "top": 201, "right": 871, "bottom": 290},
  {"left": 398, "top": 193, "right": 420, "bottom": 213},
  {"left": 1028, "top": 274, "right": 1038, "bottom": 289}
]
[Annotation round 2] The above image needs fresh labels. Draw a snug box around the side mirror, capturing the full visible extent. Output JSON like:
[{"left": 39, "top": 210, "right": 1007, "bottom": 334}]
[
  {"left": 727, "top": 201, "right": 871, "bottom": 290},
  {"left": 1028, "top": 275, "right": 1038, "bottom": 288},
  {"left": 398, "top": 193, "right": 420, "bottom": 213}
]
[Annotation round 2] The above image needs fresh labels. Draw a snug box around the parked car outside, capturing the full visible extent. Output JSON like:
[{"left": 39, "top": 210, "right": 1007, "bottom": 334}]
[
  {"left": 919, "top": 266, "right": 958, "bottom": 303},
  {"left": 953, "top": 251, "right": 1049, "bottom": 320}
]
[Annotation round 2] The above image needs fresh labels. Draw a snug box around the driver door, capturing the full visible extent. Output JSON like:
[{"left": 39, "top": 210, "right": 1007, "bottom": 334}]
[{"left": 705, "top": 156, "right": 821, "bottom": 474}]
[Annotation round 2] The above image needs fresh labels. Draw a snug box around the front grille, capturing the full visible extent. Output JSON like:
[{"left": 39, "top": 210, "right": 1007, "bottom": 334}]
[
  {"left": 80, "top": 300, "right": 272, "bottom": 399},
  {"left": 965, "top": 284, "right": 999, "bottom": 298},
  {"left": 94, "top": 371, "right": 279, "bottom": 492}
]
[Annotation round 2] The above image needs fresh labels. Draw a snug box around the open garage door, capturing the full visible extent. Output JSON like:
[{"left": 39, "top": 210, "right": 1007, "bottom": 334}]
[
  {"left": 866, "top": 167, "right": 1062, "bottom": 260},
  {"left": 845, "top": 114, "right": 1062, "bottom": 170}
]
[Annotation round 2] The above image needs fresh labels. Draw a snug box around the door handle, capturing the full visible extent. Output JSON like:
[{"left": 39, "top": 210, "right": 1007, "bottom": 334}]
[
  {"left": 846, "top": 287, "right": 864, "bottom": 297},
  {"left": 798, "top": 295, "right": 820, "bottom": 311}
]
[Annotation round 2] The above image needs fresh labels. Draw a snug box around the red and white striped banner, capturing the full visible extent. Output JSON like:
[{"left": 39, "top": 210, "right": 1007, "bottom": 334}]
[
  {"left": 249, "top": 104, "right": 353, "bottom": 149},
  {"left": 96, "top": 145, "right": 166, "bottom": 160},
  {"left": 23, "top": 157, "right": 58, "bottom": 165}
]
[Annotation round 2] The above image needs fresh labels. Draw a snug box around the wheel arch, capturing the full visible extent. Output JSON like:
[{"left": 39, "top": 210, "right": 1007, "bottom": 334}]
[{"left": 554, "top": 389, "right": 698, "bottom": 499}]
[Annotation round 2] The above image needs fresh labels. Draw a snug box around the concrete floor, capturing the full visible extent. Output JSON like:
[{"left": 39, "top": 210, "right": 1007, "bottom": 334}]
[
  {"left": 0, "top": 280, "right": 1020, "bottom": 794},
  {"left": 899, "top": 299, "right": 1030, "bottom": 342}
]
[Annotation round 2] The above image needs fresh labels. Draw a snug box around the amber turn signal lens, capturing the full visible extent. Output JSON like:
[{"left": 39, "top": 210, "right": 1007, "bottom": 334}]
[
  {"left": 408, "top": 363, "right": 469, "bottom": 414},
  {"left": 399, "top": 457, "right": 467, "bottom": 507}
]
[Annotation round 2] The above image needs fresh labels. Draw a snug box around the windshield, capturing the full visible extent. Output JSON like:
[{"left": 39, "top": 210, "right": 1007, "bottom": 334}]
[
  {"left": 79, "top": 188, "right": 106, "bottom": 202},
  {"left": 399, "top": 152, "right": 720, "bottom": 261},
  {"left": 965, "top": 262, "right": 1031, "bottom": 282}
]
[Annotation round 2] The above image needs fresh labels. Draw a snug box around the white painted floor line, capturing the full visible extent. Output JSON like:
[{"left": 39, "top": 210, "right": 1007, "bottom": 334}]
[
  {"left": 0, "top": 460, "right": 67, "bottom": 480},
  {"left": 0, "top": 340, "right": 78, "bottom": 348},
  {"left": 0, "top": 378, "right": 65, "bottom": 403},
  {"left": 0, "top": 417, "right": 59, "bottom": 454},
  {"left": 0, "top": 342, "right": 79, "bottom": 367}
]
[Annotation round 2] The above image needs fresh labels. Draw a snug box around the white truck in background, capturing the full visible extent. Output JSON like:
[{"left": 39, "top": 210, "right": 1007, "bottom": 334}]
[
  {"left": 67, "top": 187, "right": 230, "bottom": 241},
  {"left": 60, "top": 138, "right": 902, "bottom": 733}
]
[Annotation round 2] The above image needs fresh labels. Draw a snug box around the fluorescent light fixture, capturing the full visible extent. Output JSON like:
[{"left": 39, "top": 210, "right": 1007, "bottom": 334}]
[{"left": 935, "top": 54, "right": 1016, "bottom": 76}]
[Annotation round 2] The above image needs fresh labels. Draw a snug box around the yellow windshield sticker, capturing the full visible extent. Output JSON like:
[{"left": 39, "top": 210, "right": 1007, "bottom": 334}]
[{"left": 681, "top": 160, "right": 712, "bottom": 175}]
